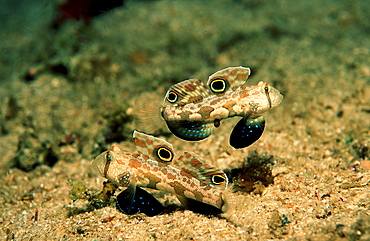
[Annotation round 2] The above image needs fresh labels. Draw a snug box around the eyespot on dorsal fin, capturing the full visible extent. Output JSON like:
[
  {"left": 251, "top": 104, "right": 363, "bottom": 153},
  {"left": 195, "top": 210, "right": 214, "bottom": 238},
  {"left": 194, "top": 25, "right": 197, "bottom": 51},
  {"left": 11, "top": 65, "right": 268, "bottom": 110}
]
[
  {"left": 173, "top": 151, "right": 228, "bottom": 211},
  {"left": 175, "top": 151, "right": 228, "bottom": 191},
  {"left": 163, "top": 79, "right": 212, "bottom": 107},
  {"left": 207, "top": 66, "right": 251, "bottom": 94},
  {"left": 133, "top": 131, "right": 175, "bottom": 163}
]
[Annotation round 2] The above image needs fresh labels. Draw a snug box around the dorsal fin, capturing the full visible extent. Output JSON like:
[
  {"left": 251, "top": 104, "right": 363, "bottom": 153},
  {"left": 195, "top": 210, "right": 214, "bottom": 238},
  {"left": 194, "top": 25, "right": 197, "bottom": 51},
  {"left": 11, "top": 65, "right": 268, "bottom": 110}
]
[
  {"left": 174, "top": 151, "right": 228, "bottom": 191},
  {"left": 206, "top": 66, "right": 251, "bottom": 94},
  {"left": 173, "top": 151, "right": 228, "bottom": 211},
  {"left": 163, "top": 79, "right": 212, "bottom": 107},
  {"left": 133, "top": 131, "right": 175, "bottom": 164}
]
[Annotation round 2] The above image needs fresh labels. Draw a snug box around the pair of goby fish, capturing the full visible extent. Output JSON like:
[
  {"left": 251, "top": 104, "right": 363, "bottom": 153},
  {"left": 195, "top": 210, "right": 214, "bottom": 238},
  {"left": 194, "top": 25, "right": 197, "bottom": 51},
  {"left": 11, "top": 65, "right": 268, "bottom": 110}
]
[{"left": 93, "top": 67, "right": 283, "bottom": 215}]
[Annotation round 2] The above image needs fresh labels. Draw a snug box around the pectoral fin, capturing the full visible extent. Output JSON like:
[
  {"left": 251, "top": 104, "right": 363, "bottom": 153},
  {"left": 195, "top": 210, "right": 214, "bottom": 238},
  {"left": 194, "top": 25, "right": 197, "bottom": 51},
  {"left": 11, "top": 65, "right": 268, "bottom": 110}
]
[{"left": 165, "top": 120, "right": 213, "bottom": 141}]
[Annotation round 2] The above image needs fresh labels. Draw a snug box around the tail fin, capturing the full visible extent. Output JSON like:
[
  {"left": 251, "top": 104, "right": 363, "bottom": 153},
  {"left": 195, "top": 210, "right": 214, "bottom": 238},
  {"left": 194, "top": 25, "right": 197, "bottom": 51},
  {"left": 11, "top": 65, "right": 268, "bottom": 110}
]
[{"left": 134, "top": 92, "right": 168, "bottom": 135}]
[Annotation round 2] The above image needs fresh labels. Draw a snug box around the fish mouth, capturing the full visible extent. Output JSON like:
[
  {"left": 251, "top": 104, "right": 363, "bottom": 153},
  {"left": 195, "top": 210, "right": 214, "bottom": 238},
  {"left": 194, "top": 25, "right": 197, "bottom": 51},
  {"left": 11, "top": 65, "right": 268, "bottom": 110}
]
[
  {"left": 92, "top": 151, "right": 107, "bottom": 177},
  {"left": 268, "top": 87, "right": 283, "bottom": 108}
]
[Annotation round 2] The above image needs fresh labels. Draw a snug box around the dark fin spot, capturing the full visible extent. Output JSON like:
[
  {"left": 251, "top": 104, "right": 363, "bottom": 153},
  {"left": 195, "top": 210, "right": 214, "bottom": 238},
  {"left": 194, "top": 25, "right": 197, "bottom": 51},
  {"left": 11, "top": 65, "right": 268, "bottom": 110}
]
[
  {"left": 116, "top": 187, "right": 164, "bottom": 216},
  {"left": 165, "top": 120, "right": 213, "bottom": 141},
  {"left": 214, "top": 119, "right": 221, "bottom": 128},
  {"left": 229, "top": 116, "right": 265, "bottom": 149}
]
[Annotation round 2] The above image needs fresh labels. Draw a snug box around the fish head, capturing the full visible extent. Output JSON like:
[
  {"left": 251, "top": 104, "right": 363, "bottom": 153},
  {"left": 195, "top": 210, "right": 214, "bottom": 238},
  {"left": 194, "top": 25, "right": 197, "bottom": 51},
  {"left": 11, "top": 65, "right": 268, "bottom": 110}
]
[
  {"left": 92, "top": 145, "right": 123, "bottom": 178},
  {"left": 264, "top": 82, "right": 284, "bottom": 109},
  {"left": 241, "top": 81, "right": 283, "bottom": 114}
]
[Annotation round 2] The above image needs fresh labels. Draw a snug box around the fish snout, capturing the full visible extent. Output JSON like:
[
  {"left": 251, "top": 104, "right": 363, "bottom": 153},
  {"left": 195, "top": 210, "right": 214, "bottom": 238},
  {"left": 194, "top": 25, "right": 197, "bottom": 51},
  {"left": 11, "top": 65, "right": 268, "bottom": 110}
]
[{"left": 92, "top": 151, "right": 108, "bottom": 177}]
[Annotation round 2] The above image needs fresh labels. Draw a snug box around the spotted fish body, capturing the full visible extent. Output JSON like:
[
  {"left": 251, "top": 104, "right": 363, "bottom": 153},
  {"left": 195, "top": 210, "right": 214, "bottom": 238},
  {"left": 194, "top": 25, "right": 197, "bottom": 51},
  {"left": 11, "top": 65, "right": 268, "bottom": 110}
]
[
  {"left": 93, "top": 131, "right": 228, "bottom": 215},
  {"left": 161, "top": 67, "right": 283, "bottom": 148}
]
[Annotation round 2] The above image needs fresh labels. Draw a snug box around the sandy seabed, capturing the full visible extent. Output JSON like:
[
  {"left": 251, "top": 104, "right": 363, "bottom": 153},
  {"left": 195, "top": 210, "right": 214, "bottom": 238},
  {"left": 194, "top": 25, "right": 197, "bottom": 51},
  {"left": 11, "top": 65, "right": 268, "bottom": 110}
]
[{"left": 0, "top": 0, "right": 369, "bottom": 240}]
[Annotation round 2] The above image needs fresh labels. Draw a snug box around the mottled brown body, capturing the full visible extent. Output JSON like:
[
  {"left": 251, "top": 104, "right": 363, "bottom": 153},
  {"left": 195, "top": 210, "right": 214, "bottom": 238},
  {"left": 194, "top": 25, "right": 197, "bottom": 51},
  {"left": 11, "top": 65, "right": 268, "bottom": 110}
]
[
  {"left": 93, "top": 131, "right": 228, "bottom": 212},
  {"left": 162, "top": 68, "right": 283, "bottom": 122},
  {"left": 160, "top": 67, "right": 283, "bottom": 143}
]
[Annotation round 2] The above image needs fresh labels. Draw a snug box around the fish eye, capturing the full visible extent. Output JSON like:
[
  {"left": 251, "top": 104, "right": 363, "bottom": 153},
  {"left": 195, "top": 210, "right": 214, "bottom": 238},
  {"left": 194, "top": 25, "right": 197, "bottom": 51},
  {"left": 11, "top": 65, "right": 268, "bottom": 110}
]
[
  {"left": 103, "top": 152, "right": 113, "bottom": 178},
  {"left": 211, "top": 174, "right": 226, "bottom": 185},
  {"left": 263, "top": 83, "right": 272, "bottom": 108},
  {"left": 209, "top": 78, "right": 227, "bottom": 93},
  {"left": 106, "top": 153, "right": 112, "bottom": 162},
  {"left": 155, "top": 146, "right": 173, "bottom": 162},
  {"left": 167, "top": 91, "right": 178, "bottom": 103}
]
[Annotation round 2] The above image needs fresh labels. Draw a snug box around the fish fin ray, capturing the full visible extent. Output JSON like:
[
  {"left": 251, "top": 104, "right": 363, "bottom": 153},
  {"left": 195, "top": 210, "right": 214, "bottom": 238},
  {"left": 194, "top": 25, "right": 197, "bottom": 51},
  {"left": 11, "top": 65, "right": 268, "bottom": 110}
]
[
  {"left": 133, "top": 131, "right": 175, "bottom": 163},
  {"left": 163, "top": 79, "right": 212, "bottom": 107},
  {"left": 174, "top": 151, "right": 228, "bottom": 191},
  {"left": 134, "top": 92, "right": 168, "bottom": 135},
  {"left": 165, "top": 120, "right": 214, "bottom": 141},
  {"left": 207, "top": 66, "right": 251, "bottom": 94}
]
